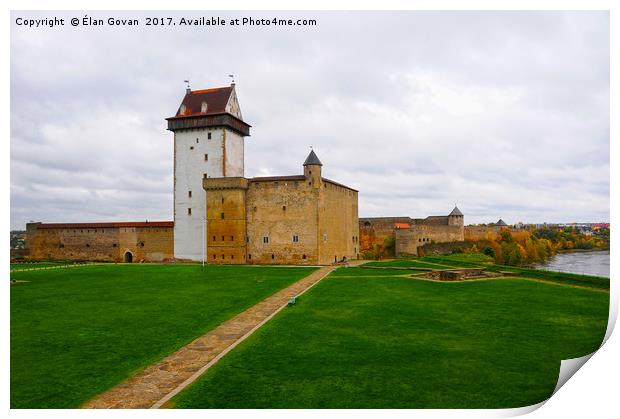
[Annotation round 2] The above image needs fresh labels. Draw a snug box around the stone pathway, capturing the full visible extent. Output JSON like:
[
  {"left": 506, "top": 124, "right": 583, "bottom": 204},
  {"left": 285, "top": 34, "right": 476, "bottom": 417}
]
[
  {"left": 82, "top": 265, "right": 338, "bottom": 409},
  {"left": 10, "top": 263, "right": 98, "bottom": 273}
]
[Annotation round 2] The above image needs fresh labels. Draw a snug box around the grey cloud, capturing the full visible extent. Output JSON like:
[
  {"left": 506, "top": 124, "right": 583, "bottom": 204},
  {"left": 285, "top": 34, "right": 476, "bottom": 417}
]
[{"left": 10, "top": 11, "right": 609, "bottom": 229}]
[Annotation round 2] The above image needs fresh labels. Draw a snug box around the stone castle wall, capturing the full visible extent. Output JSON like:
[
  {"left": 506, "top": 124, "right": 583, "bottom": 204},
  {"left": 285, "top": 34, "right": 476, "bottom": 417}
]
[
  {"left": 359, "top": 217, "right": 412, "bottom": 253},
  {"left": 317, "top": 180, "right": 359, "bottom": 264},
  {"left": 25, "top": 222, "right": 174, "bottom": 262},
  {"left": 204, "top": 171, "right": 359, "bottom": 265},
  {"left": 395, "top": 224, "right": 465, "bottom": 256},
  {"left": 464, "top": 226, "right": 503, "bottom": 241}
]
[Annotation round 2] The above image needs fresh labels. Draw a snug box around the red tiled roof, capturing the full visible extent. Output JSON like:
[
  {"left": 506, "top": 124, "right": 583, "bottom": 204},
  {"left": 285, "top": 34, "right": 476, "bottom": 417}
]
[
  {"left": 170, "top": 87, "right": 233, "bottom": 119},
  {"left": 36, "top": 221, "right": 174, "bottom": 229},
  {"left": 394, "top": 223, "right": 411, "bottom": 229}
]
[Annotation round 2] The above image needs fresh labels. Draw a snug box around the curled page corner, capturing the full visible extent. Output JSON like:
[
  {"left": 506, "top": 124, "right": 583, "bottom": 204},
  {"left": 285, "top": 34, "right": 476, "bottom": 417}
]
[{"left": 552, "top": 352, "right": 595, "bottom": 396}]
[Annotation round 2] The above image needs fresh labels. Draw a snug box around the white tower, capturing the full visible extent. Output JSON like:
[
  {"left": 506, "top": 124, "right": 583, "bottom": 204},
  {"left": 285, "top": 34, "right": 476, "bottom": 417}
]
[{"left": 167, "top": 83, "right": 251, "bottom": 260}]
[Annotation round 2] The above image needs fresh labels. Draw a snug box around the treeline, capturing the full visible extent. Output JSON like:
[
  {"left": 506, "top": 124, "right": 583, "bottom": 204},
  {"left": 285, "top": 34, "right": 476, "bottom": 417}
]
[{"left": 481, "top": 227, "right": 608, "bottom": 266}]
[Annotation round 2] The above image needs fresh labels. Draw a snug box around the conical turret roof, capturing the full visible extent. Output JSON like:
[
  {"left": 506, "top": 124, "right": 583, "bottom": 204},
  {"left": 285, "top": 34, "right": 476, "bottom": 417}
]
[
  {"left": 303, "top": 150, "right": 323, "bottom": 166},
  {"left": 496, "top": 219, "right": 508, "bottom": 226},
  {"left": 449, "top": 206, "right": 463, "bottom": 216}
]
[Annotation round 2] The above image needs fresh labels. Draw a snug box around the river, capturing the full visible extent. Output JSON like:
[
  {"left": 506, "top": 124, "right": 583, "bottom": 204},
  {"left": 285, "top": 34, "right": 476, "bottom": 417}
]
[{"left": 533, "top": 250, "right": 610, "bottom": 277}]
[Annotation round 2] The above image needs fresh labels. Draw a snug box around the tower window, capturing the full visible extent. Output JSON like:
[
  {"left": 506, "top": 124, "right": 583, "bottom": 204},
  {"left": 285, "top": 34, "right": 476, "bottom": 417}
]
[
  {"left": 208, "top": 132, "right": 212, "bottom": 140},
  {"left": 204, "top": 154, "right": 208, "bottom": 162},
  {"left": 196, "top": 138, "right": 199, "bottom": 143},
  {"left": 302, "top": 254, "right": 306, "bottom": 259},
  {"left": 212, "top": 235, "right": 216, "bottom": 241},
  {"left": 190, "top": 146, "right": 194, "bottom": 150},
  {"left": 282, "top": 205, "right": 286, "bottom": 211},
  {"left": 221, "top": 212, "right": 225, "bottom": 219},
  {"left": 271, "top": 254, "right": 275, "bottom": 260},
  {"left": 263, "top": 236, "right": 269, "bottom": 244},
  {"left": 221, "top": 235, "right": 225, "bottom": 241},
  {"left": 188, "top": 208, "right": 192, "bottom": 215},
  {"left": 292, "top": 235, "right": 299, "bottom": 243},
  {"left": 188, "top": 190, "right": 192, "bottom": 198},
  {"left": 231, "top": 236, "right": 234, "bottom": 241},
  {"left": 231, "top": 254, "right": 234, "bottom": 259},
  {"left": 222, "top": 254, "right": 225, "bottom": 259},
  {"left": 221, "top": 197, "right": 224, "bottom": 204},
  {"left": 248, "top": 254, "right": 252, "bottom": 260}
]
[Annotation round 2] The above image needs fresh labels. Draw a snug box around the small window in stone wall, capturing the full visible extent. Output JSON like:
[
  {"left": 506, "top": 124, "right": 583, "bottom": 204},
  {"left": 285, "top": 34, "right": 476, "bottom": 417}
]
[
  {"left": 263, "top": 236, "right": 269, "bottom": 244},
  {"left": 208, "top": 132, "right": 212, "bottom": 140},
  {"left": 212, "top": 235, "right": 216, "bottom": 241},
  {"left": 302, "top": 254, "right": 306, "bottom": 259},
  {"left": 190, "top": 146, "right": 194, "bottom": 150},
  {"left": 112, "top": 243, "right": 118, "bottom": 247},
  {"left": 204, "top": 154, "right": 208, "bottom": 162},
  {"left": 248, "top": 254, "right": 252, "bottom": 260},
  {"left": 221, "top": 254, "right": 225, "bottom": 260},
  {"left": 282, "top": 205, "right": 286, "bottom": 211},
  {"left": 196, "top": 138, "right": 199, "bottom": 143},
  {"left": 221, "top": 212, "right": 225, "bottom": 219},
  {"left": 292, "top": 235, "right": 299, "bottom": 243},
  {"left": 231, "top": 236, "right": 234, "bottom": 241},
  {"left": 213, "top": 254, "right": 216, "bottom": 259},
  {"left": 59, "top": 244, "right": 64, "bottom": 248},
  {"left": 188, "top": 208, "right": 192, "bottom": 216},
  {"left": 271, "top": 254, "right": 275, "bottom": 259},
  {"left": 231, "top": 254, "right": 234, "bottom": 259},
  {"left": 86, "top": 244, "right": 90, "bottom": 247},
  {"left": 221, "top": 235, "right": 225, "bottom": 241},
  {"left": 188, "top": 190, "right": 192, "bottom": 198}
]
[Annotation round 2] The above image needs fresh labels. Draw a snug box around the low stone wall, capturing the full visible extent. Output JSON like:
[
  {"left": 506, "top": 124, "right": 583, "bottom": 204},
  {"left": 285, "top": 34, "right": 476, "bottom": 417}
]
[{"left": 417, "top": 240, "right": 490, "bottom": 256}]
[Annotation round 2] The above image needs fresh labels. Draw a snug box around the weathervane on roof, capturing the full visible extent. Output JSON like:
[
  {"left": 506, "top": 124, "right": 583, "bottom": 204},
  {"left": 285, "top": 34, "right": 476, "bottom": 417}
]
[
  {"left": 184, "top": 79, "right": 191, "bottom": 93},
  {"left": 228, "top": 74, "right": 235, "bottom": 84}
]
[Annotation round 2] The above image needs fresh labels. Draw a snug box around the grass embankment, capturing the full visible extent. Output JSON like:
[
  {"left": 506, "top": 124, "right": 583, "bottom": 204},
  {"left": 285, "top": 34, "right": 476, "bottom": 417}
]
[
  {"left": 171, "top": 270, "right": 608, "bottom": 408},
  {"left": 420, "top": 254, "right": 609, "bottom": 291},
  {"left": 10, "top": 264, "right": 315, "bottom": 408}
]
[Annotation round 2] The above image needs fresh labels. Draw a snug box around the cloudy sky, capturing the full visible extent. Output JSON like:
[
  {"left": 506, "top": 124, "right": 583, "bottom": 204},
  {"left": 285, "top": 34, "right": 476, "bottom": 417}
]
[{"left": 10, "top": 11, "right": 609, "bottom": 229}]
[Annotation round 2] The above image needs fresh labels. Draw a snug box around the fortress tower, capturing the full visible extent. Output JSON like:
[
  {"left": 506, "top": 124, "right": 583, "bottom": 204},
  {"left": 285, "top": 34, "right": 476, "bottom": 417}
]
[
  {"left": 448, "top": 205, "right": 464, "bottom": 227},
  {"left": 167, "top": 84, "right": 251, "bottom": 260}
]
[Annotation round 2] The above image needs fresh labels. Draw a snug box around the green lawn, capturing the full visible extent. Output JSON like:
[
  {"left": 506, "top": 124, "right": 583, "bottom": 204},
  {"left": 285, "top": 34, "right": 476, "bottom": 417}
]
[
  {"left": 364, "top": 259, "right": 455, "bottom": 269},
  {"left": 420, "top": 256, "right": 609, "bottom": 290},
  {"left": 171, "top": 273, "right": 608, "bottom": 408},
  {"left": 10, "top": 264, "right": 315, "bottom": 408}
]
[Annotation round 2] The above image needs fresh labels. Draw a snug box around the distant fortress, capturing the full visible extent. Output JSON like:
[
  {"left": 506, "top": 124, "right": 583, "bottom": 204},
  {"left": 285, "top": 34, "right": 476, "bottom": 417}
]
[
  {"left": 24, "top": 83, "right": 507, "bottom": 264},
  {"left": 360, "top": 210, "right": 508, "bottom": 257}
]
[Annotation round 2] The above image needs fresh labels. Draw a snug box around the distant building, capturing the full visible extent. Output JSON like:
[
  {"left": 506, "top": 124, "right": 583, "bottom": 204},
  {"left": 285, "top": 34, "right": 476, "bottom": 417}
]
[{"left": 360, "top": 206, "right": 465, "bottom": 256}]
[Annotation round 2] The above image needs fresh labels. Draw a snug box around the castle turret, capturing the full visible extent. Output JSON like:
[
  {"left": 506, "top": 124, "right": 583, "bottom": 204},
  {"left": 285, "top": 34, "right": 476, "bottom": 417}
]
[
  {"left": 167, "top": 83, "right": 251, "bottom": 261},
  {"left": 303, "top": 150, "right": 322, "bottom": 188},
  {"left": 448, "top": 205, "right": 464, "bottom": 226}
]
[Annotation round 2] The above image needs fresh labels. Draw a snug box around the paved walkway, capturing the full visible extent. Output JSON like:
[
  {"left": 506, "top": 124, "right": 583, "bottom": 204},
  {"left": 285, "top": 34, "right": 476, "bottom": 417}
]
[
  {"left": 83, "top": 265, "right": 337, "bottom": 409},
  {"left": 10, "top": 263, "right": 98, "bottom": 273}
]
